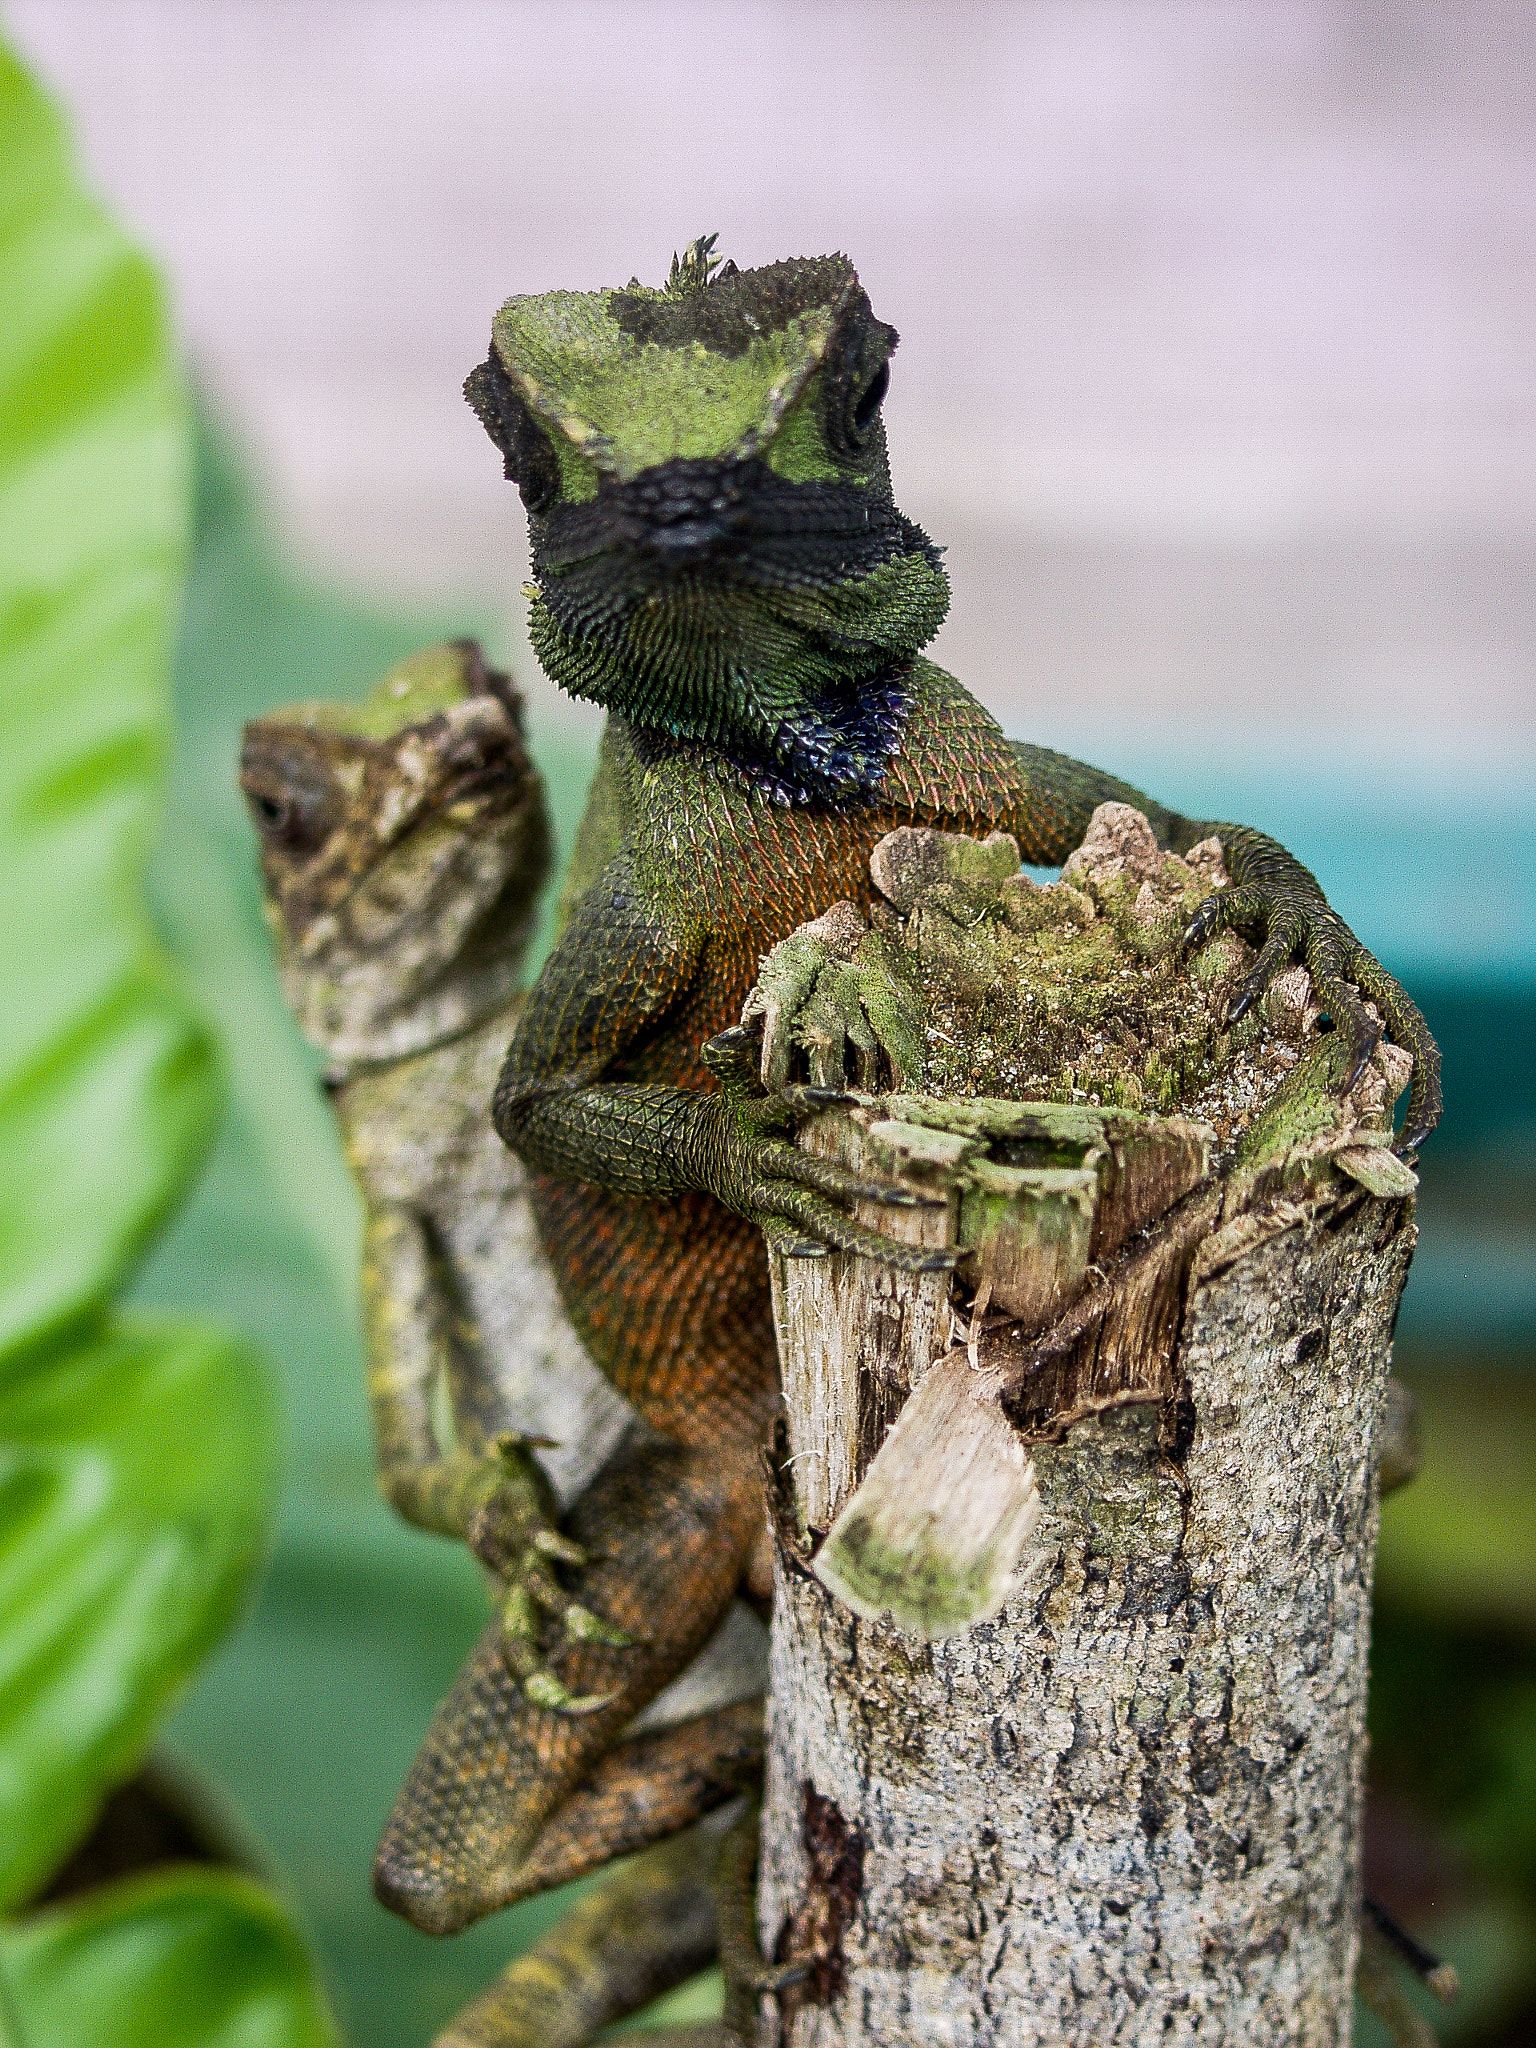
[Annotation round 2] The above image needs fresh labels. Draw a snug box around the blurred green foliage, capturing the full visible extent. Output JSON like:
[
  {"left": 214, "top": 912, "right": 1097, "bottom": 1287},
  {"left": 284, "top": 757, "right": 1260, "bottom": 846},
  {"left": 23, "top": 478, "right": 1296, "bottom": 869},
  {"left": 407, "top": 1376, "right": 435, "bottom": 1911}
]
[
  {"left": 6, "top": 1867, "right": 337, "bottom": 2048},
  {"left": 0, "top": 39, "right": 336, "bottom": 2044}
]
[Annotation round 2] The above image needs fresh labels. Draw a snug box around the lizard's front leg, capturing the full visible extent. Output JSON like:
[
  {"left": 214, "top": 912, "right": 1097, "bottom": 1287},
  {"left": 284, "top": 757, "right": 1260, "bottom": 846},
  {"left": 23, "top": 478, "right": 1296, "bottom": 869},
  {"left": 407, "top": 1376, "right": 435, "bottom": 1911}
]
[
  {"left": 1176, "top": 820, "right": 1442, "bottom": 1147},
  {"left": 1003, "top": 741, "right": 1443, "bottom": 1148},
  {"left": 492, "top": 854, "right": 955, "bottom": 1272},
  {"left": 364, "top": 1204, "right": 622, "bottom": 1710},
  {"left": 741, "top": 898, "right": 925, "bottom": 1094}
]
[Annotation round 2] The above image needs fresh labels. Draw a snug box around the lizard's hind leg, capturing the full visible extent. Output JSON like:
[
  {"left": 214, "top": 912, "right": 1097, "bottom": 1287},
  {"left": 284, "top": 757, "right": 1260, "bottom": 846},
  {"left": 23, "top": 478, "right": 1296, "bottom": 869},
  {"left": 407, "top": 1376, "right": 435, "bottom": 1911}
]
[
  {"left": 494, "top": 1697, "right": 763, "bottom": 1906},
  {"left": 374, "top": 1431, "right": 763, "bottom": 1933}
]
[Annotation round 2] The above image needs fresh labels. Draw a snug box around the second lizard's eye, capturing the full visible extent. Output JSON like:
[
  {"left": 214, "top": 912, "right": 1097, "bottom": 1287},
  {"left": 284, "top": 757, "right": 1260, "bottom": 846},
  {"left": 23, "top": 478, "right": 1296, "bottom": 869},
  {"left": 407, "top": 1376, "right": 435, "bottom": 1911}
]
[{"left": 240, "top": 770, "right": 339, "bottom": 855}]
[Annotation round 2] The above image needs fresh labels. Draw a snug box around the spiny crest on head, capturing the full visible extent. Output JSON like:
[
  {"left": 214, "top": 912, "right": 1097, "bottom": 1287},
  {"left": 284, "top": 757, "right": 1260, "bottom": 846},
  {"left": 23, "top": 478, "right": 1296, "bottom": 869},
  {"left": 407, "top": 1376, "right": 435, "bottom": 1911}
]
[{"left": 664, "top": 232, "right": 730, "bottom": 299}]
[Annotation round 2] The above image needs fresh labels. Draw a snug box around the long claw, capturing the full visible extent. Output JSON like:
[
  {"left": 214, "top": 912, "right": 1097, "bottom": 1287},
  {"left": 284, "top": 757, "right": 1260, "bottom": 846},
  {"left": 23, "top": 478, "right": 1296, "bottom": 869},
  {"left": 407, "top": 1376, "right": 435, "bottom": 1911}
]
[
  {"left": 1341, "top": 1017, "right": 1383, "bottom": 1094},
  {"left": 1398, "top": 1111, "right": 1434, "bottom": 1155},
  {"left": 534, "top": 1528, "right": 588, "bottom": 1567},
  {"left": 1181, "top": 883, "right": 1269, "bottom": 958},
  {"left": 501, "top": 1599, "right": 622, "bottom": 1715},
  {"left": 494, "top": 1429, "right": 559, "bottom": 1457},
  {"left": 1310, "top": 968, "right": 1382, "bottom": 1097},
  {"left": 758, "top": 1140, "right": 934, "bottom": 1210},
  {"left": 703, "top": 1023, "right": 768, "bottom": 1098},
  {"left": 501, "top": 1583, "right": 539, "bottom": 1642},
  {"left": 754, "top": 1959, "right": 813, "bottom": 1992},
  {"left": 523, "top": 1671, "right": 616, "bottom": 1716},
  {"left": 787, "top": 1198, "right": 957, "bottom": 1272},
  {"left": 707, "top": 1023, "right": 759, "bottom": 1059},
  {"left": 781, "top": 1084, "right": 860, "bottom": 1112}
]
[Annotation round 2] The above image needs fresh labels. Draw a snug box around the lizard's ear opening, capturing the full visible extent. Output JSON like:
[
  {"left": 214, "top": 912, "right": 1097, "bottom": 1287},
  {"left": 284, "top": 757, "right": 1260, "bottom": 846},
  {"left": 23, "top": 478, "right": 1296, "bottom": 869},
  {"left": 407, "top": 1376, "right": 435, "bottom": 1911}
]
[
  {"left": 464, "top": 352, "right": 561, "bottom": 516},
  {"left": 853, "top": 360, "right": 889, "bottom": 430}
]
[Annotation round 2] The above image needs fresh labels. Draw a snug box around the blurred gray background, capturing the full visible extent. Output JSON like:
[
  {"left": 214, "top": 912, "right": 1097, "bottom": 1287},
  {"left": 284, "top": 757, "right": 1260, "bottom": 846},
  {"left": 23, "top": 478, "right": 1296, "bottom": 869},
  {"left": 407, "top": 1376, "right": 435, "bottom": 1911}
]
[{"left": 11, "top": 0, "right": 1534, "bottom": 785}]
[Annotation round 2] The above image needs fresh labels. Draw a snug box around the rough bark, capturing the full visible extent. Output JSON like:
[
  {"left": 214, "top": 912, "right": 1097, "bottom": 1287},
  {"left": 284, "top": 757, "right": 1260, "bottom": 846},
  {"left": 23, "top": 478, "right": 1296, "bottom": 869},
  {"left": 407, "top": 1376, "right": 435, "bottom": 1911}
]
[{"left": 753, "top": 813, "right": 1419, "bottom": 2048}]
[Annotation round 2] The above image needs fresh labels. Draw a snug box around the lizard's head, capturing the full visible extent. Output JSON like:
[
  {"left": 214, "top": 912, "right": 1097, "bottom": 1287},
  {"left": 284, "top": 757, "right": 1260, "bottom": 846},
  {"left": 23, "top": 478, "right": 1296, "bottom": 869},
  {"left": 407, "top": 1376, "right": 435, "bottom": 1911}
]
[
  {"left": 466, "top": 237, "right": 949, "bottom": 804},
  {"left": 239, "top": 640, "right": 550, "bottom": 1062}
]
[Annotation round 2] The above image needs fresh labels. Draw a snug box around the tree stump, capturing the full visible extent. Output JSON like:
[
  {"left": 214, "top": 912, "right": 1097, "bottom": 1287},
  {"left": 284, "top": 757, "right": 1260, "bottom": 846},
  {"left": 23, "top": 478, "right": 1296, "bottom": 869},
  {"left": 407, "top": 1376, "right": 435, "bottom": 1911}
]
[{"left": 755, "top": 809, "right": 1419, "bottom": 2048}]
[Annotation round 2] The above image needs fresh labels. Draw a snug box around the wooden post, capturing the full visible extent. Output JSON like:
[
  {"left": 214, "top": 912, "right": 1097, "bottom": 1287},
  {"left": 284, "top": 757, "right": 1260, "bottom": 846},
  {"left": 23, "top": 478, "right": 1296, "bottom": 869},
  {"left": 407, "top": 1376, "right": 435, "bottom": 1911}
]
[{"left": 753, "top": 816, "right": 1419, "bottom": 2048}]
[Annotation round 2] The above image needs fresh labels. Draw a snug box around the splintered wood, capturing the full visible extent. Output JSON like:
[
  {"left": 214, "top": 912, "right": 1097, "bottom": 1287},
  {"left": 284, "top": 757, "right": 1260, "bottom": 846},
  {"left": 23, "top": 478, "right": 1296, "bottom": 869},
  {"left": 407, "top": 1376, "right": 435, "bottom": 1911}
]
[
  {"left": 755, "top": 815, "right": 1419, "bottom": 2048},
  {"left": 781, "top": 1096, "right": 1211, "bottom": 1643}
]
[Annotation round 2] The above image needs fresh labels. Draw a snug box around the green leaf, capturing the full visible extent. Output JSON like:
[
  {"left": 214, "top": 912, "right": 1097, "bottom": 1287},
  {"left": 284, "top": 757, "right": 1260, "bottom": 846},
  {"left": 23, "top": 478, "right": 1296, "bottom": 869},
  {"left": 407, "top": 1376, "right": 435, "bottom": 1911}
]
[
  {"left": 0, "top": 43, "right": 336, "bottom": 2043},
  {"left": 0, "top": 1318, "right": 276, "bottom": 1909},
  {"left": 0, "top": 1865, "right": 340, "bottom": 2048},
  {"left": 0, "top": 30, "right": 283, "bottom": 1921},
  {"left": 0, "top": 42, "right": 213, "bottom": 1372}
]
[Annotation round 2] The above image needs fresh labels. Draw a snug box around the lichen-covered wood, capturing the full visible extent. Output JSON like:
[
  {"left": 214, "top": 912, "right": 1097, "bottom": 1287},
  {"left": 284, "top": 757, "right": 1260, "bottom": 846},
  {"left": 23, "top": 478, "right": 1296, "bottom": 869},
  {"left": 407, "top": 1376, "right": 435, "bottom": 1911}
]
[{"left": 754, "top": 809, "right": 1420, "bottom": 2048}]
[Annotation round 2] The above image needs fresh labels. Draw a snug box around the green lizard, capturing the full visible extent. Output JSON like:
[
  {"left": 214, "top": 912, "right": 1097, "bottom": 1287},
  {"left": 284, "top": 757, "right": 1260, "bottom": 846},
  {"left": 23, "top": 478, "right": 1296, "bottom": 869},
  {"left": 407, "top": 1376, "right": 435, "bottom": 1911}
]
[{"left": 369, "top": 236, "right": 1440, "bottom": 1951}]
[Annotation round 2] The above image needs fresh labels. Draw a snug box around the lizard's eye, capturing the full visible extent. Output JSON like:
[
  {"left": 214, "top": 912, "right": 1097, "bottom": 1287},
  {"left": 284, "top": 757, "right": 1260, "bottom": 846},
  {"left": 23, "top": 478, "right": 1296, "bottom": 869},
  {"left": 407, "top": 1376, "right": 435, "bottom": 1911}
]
[
  {"left": 241, "top": 777, "right": 336, "bottom": 855},
  {"left": 853, "top": 361, "right": 889, "bottom": 432}
]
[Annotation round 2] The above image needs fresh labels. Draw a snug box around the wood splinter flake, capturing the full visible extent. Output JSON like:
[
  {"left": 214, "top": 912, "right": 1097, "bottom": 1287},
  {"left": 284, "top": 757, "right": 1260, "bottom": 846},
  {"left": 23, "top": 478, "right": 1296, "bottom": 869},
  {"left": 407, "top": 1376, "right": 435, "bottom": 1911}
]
[{"left": 813, "top": 1346, "right": 1042, "bottom": 1639}]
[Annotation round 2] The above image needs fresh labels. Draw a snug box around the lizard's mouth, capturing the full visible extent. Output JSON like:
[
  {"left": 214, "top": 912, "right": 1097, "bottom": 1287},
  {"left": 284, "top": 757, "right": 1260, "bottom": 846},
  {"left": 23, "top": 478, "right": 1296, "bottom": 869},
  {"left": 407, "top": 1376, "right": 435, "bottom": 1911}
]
[{"left": 529, "top": 454, "right": 940, "bottom": 621}]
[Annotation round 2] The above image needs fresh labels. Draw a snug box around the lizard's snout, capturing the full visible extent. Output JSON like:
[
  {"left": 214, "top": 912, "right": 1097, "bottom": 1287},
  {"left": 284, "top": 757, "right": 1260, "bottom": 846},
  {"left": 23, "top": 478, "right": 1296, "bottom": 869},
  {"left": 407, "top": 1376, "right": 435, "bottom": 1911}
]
[{"left": 608, "top": 455, "right": 753, "bottom": 563}]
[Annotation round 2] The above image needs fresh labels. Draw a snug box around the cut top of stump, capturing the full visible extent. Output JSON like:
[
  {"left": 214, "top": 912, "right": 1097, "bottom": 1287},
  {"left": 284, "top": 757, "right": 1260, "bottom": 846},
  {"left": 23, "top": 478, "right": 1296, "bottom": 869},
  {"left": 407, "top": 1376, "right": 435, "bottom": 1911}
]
[{"left": 764, "top": 809, "right": 1417, "bottom": 1639}]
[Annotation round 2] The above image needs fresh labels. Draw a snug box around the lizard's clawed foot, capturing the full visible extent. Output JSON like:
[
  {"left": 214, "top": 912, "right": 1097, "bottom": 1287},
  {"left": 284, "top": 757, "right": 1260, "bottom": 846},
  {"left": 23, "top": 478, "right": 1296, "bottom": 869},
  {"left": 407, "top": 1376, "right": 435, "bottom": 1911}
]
[
  {"left": 696, "top": 1024, "right": 953, "bottom": 1273},
  {"left": 1182, "top": 878, "right": 1442, "bottom": 1151},
  {"left": 375, "top": 1438, "right": 763, "bottom": 1939},
  {"left": 741, "top": 900, "right": 924, "bottom": 1093},
  {"left": 468, "top": 1434, "right": 633, "bottom": 1714}
]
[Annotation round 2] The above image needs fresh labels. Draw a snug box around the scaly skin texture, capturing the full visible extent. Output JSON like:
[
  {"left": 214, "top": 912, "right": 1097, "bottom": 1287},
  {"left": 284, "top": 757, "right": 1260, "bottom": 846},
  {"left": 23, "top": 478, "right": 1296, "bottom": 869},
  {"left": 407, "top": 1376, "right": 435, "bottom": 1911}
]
[
  {"left": 242, "top": 641, "right": 768, "bottom": 1987},
  {"left": 373, "top": 242, "right": 1440, "bottom": 1991},
  {"left": 432, "top": 1824, "right": 719, "bottom": 2048},
  {"left": 241, "top": 641, "right": 634, "bottom": 1667}
]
